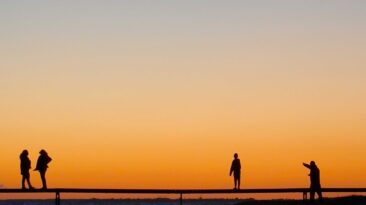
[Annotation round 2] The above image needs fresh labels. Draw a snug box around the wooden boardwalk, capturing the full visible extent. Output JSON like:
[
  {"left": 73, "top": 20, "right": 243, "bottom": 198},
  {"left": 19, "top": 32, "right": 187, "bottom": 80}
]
[{"left": 1, "top": 188, "right": 366, "bottom": 205}]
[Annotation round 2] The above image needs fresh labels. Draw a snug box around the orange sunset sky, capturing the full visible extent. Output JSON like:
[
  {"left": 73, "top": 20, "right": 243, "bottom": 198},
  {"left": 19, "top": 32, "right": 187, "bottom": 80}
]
[{"left": 0, "top": 0, "right": 366, "bottom": 196}]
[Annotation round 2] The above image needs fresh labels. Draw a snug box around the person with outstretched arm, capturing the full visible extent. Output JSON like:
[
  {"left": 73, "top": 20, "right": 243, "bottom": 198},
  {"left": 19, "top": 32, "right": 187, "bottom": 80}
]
[{"left": 303, "top": 161, "right": 323, "bottom": 202}]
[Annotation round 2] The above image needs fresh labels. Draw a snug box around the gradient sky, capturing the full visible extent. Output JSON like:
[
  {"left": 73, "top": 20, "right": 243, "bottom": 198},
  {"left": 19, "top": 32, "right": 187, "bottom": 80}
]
[{"left": 1, "top": 0, "right": 366, "bottom": 196}]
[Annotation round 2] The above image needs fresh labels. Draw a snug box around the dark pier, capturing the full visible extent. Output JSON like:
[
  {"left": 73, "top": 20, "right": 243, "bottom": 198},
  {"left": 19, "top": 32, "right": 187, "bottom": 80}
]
[{"left": 1, "top": 188, "right": 366, "bottom": 205}]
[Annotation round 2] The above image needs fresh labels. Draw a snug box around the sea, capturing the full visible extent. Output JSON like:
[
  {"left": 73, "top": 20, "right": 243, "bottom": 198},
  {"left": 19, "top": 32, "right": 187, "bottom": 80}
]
[{"left": 0, "top": 199, "right": 244, "bottom": 205}]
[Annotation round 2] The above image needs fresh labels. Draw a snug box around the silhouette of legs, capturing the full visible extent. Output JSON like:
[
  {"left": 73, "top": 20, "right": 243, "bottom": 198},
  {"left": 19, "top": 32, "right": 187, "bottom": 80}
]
[
  {"left": 235, "top": 178, "right": 240, "bottom": 190},
  {"left": 22, "top": 176, "right": 26, "bottom": 189},
  {"left": 317, "top": 190, "right": 323, "bottom": 202},
  {"left": 310, "top": 190, "right": 315, "bottom": 202},
  {"left": 40, "top": 170, "right": 47, "bottom": 189},
  {"left": 22, "top": 174, "right": 33, "bottom": 189},
  {"left": 234, "top": 174, "right": 241, "bottom": 190},
  {"left": 238, "top": 175, "right": 241, "bottom": 190},
  {"left": 26, "top": 176, "right": 33, "bottom": 189},
  {"left": 310, "top": 186, "right": 322, "bottom": 202}
]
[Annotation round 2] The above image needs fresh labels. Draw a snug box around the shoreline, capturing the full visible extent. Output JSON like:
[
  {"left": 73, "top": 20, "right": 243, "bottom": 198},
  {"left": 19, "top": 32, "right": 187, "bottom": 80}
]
[{"left": 0, "top": 195, "right": 365, "bottom": 203}]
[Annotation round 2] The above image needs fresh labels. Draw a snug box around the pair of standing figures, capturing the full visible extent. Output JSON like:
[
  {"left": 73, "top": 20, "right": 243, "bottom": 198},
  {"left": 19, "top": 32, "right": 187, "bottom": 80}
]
[
  {"left": 229, "top": 153, "right": 323, "bottom": 202},
  {"left": 20, "top": 149, "right": 52, "bottom": 190}
]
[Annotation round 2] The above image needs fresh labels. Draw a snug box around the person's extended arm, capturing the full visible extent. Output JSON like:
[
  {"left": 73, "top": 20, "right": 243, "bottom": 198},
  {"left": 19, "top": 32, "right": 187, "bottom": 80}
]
[
  {"left": 47, "top": 156, "right": 52, "bottom": 163},
  {"left": 303, "top": 163, "right": 310, "bottom": 169}
]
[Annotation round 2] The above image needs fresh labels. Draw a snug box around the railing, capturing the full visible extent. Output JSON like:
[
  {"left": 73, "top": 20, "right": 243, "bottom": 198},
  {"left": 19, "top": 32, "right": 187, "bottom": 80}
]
[{"left": 1, "top": 188, "right": 366, "bottom": 205}]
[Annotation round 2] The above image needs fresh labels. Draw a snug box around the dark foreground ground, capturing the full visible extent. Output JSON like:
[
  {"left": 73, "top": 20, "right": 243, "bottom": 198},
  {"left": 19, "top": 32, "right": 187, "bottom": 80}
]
[
  {"left": 236, "top": 195, "right": 366, "bottom": 205},
  {"left": 0, "top": 196, "right": 365, "bottom": 205}
]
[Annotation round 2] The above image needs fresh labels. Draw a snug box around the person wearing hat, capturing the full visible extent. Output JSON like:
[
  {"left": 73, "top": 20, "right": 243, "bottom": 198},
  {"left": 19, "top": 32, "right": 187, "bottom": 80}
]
[
  {"left": 19, "top": 149, "right": 34, "bottom": 189},
  {"left": 34, "top": 149, "right": 52, "bottom": 189},
  {"left": 303, "top": 161, "right": 323, "bottom": 202}
]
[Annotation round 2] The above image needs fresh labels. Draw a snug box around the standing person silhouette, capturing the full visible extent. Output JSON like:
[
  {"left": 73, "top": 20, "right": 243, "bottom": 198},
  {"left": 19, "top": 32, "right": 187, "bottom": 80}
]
[
  {"left": 34, "top": 149, "right": 52, "bottom": 190},
  {"left": 19, "top": 150, "right": 34, "bottom": 189},
  {"left": 230, "top": 153, "right": 241, "bottom": 190},
  {"left": 303, "top": 161, "right": 323, "bottom": 202}
]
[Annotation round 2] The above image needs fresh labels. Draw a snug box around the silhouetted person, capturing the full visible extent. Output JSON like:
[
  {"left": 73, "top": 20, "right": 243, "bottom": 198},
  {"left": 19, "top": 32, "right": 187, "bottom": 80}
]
[
  {"left": 230, "top": 153, "right": 241, "bottom": 190},
  {"left": 34, "top": 149, "right": 52, "bottom": 189},
  {"left": 20, "top": 150, "right": 34, "bottom": 189},
  {"left": 303, "top": 161, "right": 323, "bottom": 202}
]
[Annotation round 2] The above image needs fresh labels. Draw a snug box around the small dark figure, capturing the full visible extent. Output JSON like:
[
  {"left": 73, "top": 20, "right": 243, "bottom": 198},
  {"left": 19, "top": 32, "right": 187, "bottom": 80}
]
[
  {"left": 20, "top": 150, "right": 34, "bottom": 189},
  {"left": 303, "top": 161, "right": 323, "bottom": 202},
  {"left": 230, "top": 153, "right": 241, "bottom": 190},
  {"left": 34, "top": 149, "right": 52, "bottom": 189}
]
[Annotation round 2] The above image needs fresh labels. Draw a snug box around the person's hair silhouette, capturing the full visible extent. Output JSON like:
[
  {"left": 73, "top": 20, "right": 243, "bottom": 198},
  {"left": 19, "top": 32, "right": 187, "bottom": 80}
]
[
  {"left": 19, "top": 150, "right": 34, "bottom": 189},
  {"left": 303, "top": 161, "right": 323, "bottom": 202},
  {"left": 34, "top": 149, "right": 52, "bottom": 190},
  {"left": 229, "top": 153, "right": 241, "bottom": 190}
]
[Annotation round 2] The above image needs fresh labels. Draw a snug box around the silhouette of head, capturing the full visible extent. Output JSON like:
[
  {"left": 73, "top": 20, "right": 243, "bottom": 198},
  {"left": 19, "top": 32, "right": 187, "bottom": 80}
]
[
  {"left": 40, "top": 149, "right": 47, "bottom": 155},
  {"left": 310, "top": 161, "right": 316, "bottom": 166},
  {"left": 234, "top": 153, "right": 238, "bottom": 159},
  {"left": 21, "top": 150, "right": 28, "bottom": 157}
]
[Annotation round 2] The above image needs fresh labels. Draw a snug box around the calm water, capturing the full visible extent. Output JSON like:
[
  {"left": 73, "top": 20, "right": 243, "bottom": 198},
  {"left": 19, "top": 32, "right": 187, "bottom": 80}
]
[{"left": 0, "top": 199, "right": 243, "bottom": 205}]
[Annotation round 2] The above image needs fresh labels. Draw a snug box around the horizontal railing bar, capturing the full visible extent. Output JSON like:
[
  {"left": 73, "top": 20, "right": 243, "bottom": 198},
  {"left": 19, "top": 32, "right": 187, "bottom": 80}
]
[{"left": 0, "top": 188, "right": 366, "bottom": 194}]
